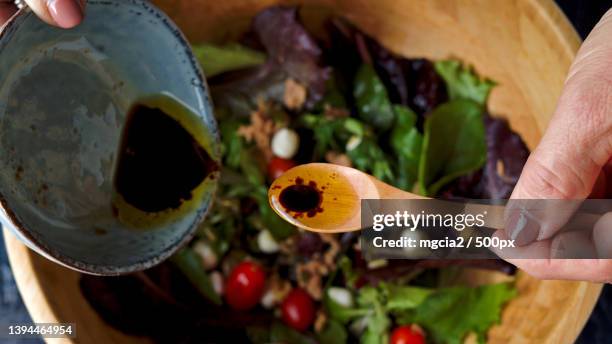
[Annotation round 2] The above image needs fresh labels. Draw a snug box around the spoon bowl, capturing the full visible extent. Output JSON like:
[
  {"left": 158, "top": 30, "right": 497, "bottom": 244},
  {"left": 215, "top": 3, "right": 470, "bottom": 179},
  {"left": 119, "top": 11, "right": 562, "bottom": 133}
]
[
  {"left": 0, "top": 0, "right": 219, "bottom": 275},
  {"left": 268, "top": 163, "right": 424, "bottom": 233}
]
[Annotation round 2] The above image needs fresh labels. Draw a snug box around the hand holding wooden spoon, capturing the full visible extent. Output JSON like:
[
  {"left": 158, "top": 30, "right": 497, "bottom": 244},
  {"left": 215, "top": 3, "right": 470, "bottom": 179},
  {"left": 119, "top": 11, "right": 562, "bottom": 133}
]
[{"left": 268, "top": 163, "right": 599, "bottom": 246}]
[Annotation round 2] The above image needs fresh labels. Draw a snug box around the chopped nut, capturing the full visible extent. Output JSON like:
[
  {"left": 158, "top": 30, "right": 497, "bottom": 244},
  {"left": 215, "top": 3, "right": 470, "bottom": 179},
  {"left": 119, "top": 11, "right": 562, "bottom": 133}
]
[
  {"left": 283, "top": 78, "right": 307, "bottom": 110},
  {"left": 320, "top": 234, "right": 340, "bottom": 267},
  {"left": 496, "top": 159, "right": 505, "bottom": 177},
  {"left": 279, "top": 236, "right": 296, "bottom": 255},
  {"left": 237, "top": 102, "right": 279, "bottom": 162},
  {"left": 496, "top": 159, "right": 515, "bottom": 183},
  {"left": 367, "top": 259, "right": 388, "bottom": 269},
  {"left": 261, "top": 274, "right": 291, "bottom": 308},
  {"left": 314, "top": 310, "right": 328, "bottom": 333},
  {"left": 325, "top": 151, "right": 352, "bottom": 167},
  {"left": 295, "top": 234, "right": 341, "bottom": 300},
  {"left": 296, "top": 260, "right": 328, "bottom": 300},
  {"left": 463, "top": 331, "right": 477, "bottom": 344}
]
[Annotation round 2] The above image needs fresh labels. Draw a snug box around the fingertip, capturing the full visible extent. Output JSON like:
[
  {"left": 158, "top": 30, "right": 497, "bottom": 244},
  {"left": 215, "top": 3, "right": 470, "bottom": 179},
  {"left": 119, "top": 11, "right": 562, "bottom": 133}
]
[
  {"left": 0, "top": 4, "right": 17, "bottom": 26},
  {"left": 47, "top": 0, "right": 83, "bottom": 28},
  {"left": 593, "top": 212, "right": 612, "bottom": 258}
]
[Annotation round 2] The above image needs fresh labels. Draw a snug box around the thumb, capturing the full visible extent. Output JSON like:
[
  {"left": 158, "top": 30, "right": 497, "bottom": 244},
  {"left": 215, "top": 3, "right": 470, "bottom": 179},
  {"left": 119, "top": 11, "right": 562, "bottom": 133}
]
[
  {"left": 506, "top": 9, "right": 612, "bottom": 244},
  {"left": 25, "top": 0, "right": 85, "bottom": 29}
]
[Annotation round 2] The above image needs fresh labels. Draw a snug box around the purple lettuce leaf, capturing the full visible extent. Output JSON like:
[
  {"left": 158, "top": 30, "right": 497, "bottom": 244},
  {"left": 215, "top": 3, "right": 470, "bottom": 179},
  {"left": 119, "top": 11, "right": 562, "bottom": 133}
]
[
  {"left": 362, "top": 35, "right": 448, "bottom": 125},
  {"left": 481, "top": 115, "right": 530, "bottom": 199},
  {"left": 409, "top": 59, "right": 449, "bottom": 117},
  {"left": 253, "top": 7, "right": 330, "bottom": 107},
  {"left": 363, "top": 37, "right": 412, "bottom": 106}
]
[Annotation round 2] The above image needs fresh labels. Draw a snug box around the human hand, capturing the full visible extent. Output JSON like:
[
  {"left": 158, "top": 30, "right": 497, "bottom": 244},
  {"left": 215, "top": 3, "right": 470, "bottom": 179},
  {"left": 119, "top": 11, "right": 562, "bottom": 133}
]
[
  {"left": 0, "top": 0, "right": 85, "bottom": 28},
  {"left": 500, "top": 8, "right": 612, "bottom": 282}
]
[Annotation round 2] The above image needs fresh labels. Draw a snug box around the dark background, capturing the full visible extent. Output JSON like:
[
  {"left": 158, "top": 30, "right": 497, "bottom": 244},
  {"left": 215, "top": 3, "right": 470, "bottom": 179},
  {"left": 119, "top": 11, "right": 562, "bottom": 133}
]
[{"left": 1, "top": 2, "right": 612, "bottom": 343}]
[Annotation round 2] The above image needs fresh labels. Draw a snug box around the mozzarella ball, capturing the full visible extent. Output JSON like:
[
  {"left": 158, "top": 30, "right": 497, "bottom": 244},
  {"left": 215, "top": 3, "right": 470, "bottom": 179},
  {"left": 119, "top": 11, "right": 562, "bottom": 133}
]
[
  {"left": 271, "top": 128, "right": 300, "bottom": 159},
  {"left": 327, "top": 287, "right": 354, "bottom": 308},
  {"left": 258, "top": 230, "right": 280, "bottom": 254}
]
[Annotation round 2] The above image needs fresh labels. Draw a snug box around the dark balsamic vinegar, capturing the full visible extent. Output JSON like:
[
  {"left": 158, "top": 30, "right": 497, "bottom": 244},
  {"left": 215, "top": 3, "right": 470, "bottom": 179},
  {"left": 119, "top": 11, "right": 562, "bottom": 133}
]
[
  {"left": 278, "top": 177, "right": 323, "bottom": 217},
  {"left": 114, "top": 96, "right": 218, "bottom": 218}
]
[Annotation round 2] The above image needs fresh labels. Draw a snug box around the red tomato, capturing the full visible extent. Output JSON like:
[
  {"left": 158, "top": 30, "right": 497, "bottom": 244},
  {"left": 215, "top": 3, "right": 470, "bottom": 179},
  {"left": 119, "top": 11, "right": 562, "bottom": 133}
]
[
  {"left": 390, "top": 325, "right": 425, "bottom": 344},
  {"left": 280, "top": 288, "right": 315, "bottom": 331},
  {"left": 225, "top": 261, "right": 266, "bottom": 310},
  {"left": 268, "top": 157, "right": 297, "bottom": 181}
]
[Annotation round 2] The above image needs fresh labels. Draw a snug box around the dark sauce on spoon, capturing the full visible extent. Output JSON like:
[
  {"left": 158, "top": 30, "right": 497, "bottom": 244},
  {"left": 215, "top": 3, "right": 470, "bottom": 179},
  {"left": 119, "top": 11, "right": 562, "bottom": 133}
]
[
  {"left": 114, "top": 99, "right": 218, "bottom": 213},
  {"left": 279, "top": 177, "right": 323, "bottom": 217}
]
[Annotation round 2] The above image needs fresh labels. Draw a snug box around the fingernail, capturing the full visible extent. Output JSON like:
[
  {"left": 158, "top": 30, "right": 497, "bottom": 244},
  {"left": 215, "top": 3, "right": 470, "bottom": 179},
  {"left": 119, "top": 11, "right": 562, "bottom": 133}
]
[
  {"left": 505, "top": 209, "right": 540, "bottom": 246},
  {"left": 47, "top": 0, "right": 83, "bottom": 29}
]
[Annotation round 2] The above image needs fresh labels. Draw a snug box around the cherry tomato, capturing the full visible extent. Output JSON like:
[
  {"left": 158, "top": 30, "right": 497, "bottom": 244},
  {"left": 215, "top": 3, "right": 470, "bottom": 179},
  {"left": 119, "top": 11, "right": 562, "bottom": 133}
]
[
  {"left": 225, "top": 261, "right": 266, "bottom": 310},
  {"left": 268, "top": 157, "right": 297, "bottom": 181},
  {"left": 390, "top": 325, "right": 425, "bottom": 344},
  {"left": 281, "top": 288, "right": 315, "bottom": 331}
]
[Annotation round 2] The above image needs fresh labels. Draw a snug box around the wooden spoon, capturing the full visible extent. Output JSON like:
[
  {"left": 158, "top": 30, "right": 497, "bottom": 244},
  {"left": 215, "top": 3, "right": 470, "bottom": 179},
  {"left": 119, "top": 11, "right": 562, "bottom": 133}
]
[
  {"left": 268, "top": 163, "right": 600, "bottom": 236},
  {"left": 268, "top": 163, "right": 503, "bottom": 233}
]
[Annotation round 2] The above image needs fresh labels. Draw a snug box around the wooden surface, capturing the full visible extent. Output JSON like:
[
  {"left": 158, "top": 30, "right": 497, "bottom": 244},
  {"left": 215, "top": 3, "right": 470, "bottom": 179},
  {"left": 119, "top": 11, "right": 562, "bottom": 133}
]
[{"left": 5, "top": 0, "right": 601, "bottom": 343}]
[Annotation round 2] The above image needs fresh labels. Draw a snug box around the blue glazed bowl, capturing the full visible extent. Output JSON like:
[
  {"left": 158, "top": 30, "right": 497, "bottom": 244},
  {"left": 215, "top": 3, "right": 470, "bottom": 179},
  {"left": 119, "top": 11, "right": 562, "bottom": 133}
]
[{"left": 0, "top": 0, "right": 219, "bottom": 275}]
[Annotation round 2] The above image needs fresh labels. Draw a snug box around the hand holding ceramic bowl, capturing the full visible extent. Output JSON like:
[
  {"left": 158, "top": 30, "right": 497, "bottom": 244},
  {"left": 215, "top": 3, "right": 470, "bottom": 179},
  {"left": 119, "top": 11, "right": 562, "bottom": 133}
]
[
  {"left": 0, "top": 0, "right": 84, "bottom": 28},
  {"left": 0, "top": 0, "right": 220, "bottom": 275}
]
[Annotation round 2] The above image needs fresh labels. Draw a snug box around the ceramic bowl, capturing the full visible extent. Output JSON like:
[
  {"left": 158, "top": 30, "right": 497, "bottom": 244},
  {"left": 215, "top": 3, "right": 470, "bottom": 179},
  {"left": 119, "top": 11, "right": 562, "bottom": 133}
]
[
  {"left": 4, "top": 0, "right": 603, "bottom": 343},
  {"left": 0, "top": 0, "right": 218, "bottom": 275}
]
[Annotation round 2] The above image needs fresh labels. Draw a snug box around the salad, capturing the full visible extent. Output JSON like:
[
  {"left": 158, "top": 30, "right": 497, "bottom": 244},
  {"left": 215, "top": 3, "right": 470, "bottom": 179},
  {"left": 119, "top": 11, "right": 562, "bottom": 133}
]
[{"left": 81, "top": 6, "right": 530, "bottom": 344}]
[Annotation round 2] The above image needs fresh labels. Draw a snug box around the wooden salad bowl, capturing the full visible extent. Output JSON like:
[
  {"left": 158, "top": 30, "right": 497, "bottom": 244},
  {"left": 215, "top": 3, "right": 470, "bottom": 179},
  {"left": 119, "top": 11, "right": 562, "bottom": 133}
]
[{"left": 4, "top": 0, "right": 602, "bottom": 343}]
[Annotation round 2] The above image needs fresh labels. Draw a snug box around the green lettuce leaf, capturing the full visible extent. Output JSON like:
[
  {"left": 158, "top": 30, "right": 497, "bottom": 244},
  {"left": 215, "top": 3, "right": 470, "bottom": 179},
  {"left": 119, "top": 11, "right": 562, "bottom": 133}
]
[
  {"left": 193, "top": 43, "right": 266, "bottom": 78},
  {"left": 358, "top": 287, "right": 390, "bottom": 344},
  {"left": 219, "top": 121, "right": 245, "bottom": 169},
  {"left": 348, "top": 137, "right": 394, "bottom": 183},
  {"left": 390, "top": 105, "right": 423, "bottom": 191},
  {"left": 379, "top": 282, "right": 432, "bottom": 311},
  {"left": 418, "top": 99, "right": 486, "bottom": 196},
  {"left": 353, "top": 63, "right": 395, "bottom": 131},
  {"left": 324, "top": 293, "right": 370, "bottom": 325},
  {"left": 299, "top": 115, "right": 393, "bottom": 183},
  {"left": 300, "top": 114, "right": 345, "bottom": 158},
  {"left": 252, "top": 185, "right": 296, "bottom": 240},
  {"left": 434, "top": 60, "right": 495, "bottom": 106},
  {"left": 317, "top": 319, "right": 348, "bottom": 344},
  {"left": 270, "top": 321, "right": 317, "bottom": 344},
  {"left": 170, "top": 248, "right": 221, "bottom": 305},
  {"left": 396, "top": 283, "right": 517, "bottom": 344}
]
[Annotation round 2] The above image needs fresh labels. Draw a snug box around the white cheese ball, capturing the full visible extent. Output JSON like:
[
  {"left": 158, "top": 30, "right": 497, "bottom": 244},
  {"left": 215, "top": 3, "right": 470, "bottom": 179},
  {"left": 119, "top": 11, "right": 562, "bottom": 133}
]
[
  {"left": 193, "top": 240, "right": 217, "bottom": 270},
  {"left": 346, "top": 135, "right": 362, "bottom": 151},
  {"left": 271, "top": 128, "right": 300, "bottom": 159},
  {"left": 210, "top": 271, "right": 224, "bottom": 296},
  {"left": 327, "top": 287, "right": 354, "bottom": 308},
  {"left": 257, "top": 230, "right": 280, "bottom": 254},
  {"left": 260, "top": 289, "right": 277, "bottom": 309}
]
